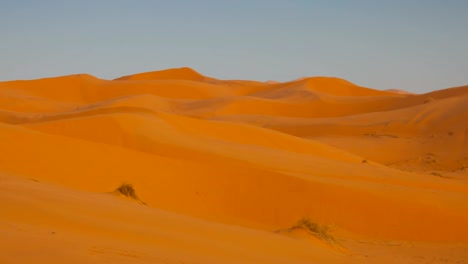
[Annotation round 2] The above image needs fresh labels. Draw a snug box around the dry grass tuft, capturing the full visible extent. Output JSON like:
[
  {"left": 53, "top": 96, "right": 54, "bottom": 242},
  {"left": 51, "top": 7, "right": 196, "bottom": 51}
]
[
  {"left": 115, "top": 183, "right": 146, "bottom": 205},
  {"left": 294, "top": 218, "right": 337, "bottom": 244},
  {"left": 424, "top": 97, "right": 435, "bottom": 104}
]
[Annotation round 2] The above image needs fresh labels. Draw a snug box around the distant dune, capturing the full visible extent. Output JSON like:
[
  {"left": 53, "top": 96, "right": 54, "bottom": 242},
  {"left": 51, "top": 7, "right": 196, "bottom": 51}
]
[
  {"left": 114, "top": 67, "right": 215, "bottom": 82},
  {"left": 384, "top": 88, "right": 414, "bottom": 94},
  {"left": 1, "top": 67, "right": 467, "bottom": 264}
]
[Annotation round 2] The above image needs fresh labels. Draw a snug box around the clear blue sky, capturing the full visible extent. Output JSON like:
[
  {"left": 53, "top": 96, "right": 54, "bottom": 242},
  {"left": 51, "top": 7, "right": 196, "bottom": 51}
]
[{"left": 1, "top": 0, "right": 467, "bottom": 92}]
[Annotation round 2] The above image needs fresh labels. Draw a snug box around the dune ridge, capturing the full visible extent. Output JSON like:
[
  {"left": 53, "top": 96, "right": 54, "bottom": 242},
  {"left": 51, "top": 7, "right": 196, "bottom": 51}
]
[{"left": 1, "top": 67, "right": 467, "bottom": 264}]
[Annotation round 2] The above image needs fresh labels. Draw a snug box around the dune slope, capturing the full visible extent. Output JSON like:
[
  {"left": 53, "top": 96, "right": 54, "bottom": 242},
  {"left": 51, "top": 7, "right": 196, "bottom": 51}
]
[{"left": 1, "top": 68, "right": 467, "bottom": 263}]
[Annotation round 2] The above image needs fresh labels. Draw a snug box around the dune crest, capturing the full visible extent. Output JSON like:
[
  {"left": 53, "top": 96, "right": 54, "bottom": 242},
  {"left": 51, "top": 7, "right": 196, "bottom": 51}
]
[
  {"left": 384, "top": 88, "right": 414, "bottom": 95},
  {"left": 114, "top": 67, "right": 214, "bottom": 82}
]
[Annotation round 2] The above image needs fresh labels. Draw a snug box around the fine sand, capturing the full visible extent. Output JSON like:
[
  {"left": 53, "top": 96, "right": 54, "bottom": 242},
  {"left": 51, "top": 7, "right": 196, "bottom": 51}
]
[{"left": 1, "top": 67, "right": 467, "bottom": 263}]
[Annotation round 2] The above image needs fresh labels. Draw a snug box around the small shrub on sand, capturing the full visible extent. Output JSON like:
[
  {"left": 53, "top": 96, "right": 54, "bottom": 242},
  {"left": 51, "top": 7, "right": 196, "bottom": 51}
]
[
  {"left": 116, "top": 183, "right": 138, "bottom": 199},
  {"left": 431, "top": 172, "right": 444, "bottom": 178},
  {"left": 295, "top": 218, "right": 336, "bottom": 244},
  {"left": 115, "top": 183, "right": 146, "bottom": 205},
  {"left": 424, "top": 97, "right": 435, "bottom": 104}
]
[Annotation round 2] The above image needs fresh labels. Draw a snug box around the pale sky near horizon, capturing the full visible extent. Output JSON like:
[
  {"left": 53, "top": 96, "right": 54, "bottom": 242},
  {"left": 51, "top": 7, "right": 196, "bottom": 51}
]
[{"left": 1, "top": 0, "right": 467, "bottom": 93}]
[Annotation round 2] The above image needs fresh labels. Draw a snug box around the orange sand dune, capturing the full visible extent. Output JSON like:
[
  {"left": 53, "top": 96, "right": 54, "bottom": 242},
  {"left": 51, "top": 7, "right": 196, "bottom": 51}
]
[
  {"left": 1, "top": 68, "right": 467, "bottom": 263},
  {"left": 384, "top": 88, "right": 414, "bottom": 94},
  {"left": 212, "top": 88, "right": 468, "bottom": 171},
  {"left": 290, "top": 77, "right": 394, "bottom": 96},
  {"left": 114, "top": 67, "right": 216, "bottom": 82}
]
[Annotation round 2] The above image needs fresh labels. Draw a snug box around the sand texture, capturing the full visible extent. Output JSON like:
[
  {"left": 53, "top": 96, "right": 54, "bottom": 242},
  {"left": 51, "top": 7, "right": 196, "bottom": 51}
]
[{"left": 1, "top": 67, "right": 467, "bottom": 263}]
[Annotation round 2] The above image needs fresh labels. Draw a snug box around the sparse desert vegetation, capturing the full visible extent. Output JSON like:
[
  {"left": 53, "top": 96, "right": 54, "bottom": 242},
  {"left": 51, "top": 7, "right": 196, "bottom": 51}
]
[
  {"left": 275, "top": 218, "right": 338, "bottom": 245},
  {"left": 115, "top": 183, "right": 146, "bottom": 205},
  {"left": 294, "top": 218, "right": 337, "bottom": 245},
  {"left": 2, "top": 67, "right": 468, "bottom": 263},
  {"left": 424, "top": 97, "right": 435, "bottom": 104}
]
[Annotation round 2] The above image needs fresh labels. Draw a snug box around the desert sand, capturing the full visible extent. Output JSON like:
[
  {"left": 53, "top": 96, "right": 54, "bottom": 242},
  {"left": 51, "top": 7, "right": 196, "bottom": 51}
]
[{"left": 1, "top": 67, "right": 467, "bottom": 263}]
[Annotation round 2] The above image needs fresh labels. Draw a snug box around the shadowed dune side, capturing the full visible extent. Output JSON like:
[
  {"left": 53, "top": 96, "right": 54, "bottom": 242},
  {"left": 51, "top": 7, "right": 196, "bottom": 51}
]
[
  {"left": 6, "top": 106, "right": 465, "bottom": 190},
  {"left": 211, "top": 92, "right": 468, "bottom": 171},
  {"left": 0, "top": 172, "right": 348, "bottom": 264},
  {"left": 0, "top": 87, "right": 84, "bottom": 113},
  {"left": 0, "top": 74, "right": 103, "bottom": 103},
  {"left": 186, "top": 81, "right": 467, "bottom": 120},
  {"left": 3, "top": 171, "right": 467, "bottom": 264},
  {"left": 171, "top": 80, "right": 468, "bottom": 121},
  {"left": 253, "top": 77, "right": 397, "bottom": 97},
  {"left": 389, "top": 85, "right": 468, "bottom": 109},
  {"left": 212, "top": 92, "right": 468, "bottom": 137},
  {"left": 1, "top": 113, "right": 467, "bottom": 241},
  {"left": 0, "top": 70, "right": 268, "bottom": 106},
  {"left": 0, "top": 93, "right": 179, "bottom": 125},
  {"left": 0, "top": 75, "right": 231, "bottom": 101},
  {"left": 176, "top": 95, "right": 404, "bottom": 119}
]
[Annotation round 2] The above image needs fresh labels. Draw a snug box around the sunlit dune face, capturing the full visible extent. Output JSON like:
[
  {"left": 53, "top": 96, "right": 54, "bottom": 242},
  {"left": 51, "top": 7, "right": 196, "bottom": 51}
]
[{"left": 1, "top": 68, "right": 467, "bottom": 264}]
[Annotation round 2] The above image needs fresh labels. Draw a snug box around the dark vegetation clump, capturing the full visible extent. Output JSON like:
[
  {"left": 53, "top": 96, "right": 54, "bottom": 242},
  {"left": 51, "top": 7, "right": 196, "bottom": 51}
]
[
  {"left": 115, "top": 183, "right": 146, "bottom": 205},
  {"left": 294, "top": 218, "right": 336, "bottom": 244}
]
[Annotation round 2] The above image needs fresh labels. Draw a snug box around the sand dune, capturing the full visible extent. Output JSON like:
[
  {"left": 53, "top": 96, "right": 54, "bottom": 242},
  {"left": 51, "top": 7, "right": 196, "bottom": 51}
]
[
  {"left": 384, "top": 88, "right": 414, "bottom": 95},
  {"left": 1, "top": 67, "right": 467, "bottom": 263},
  {"left": 211, "top": 89, "right": 468, "bottom": 172},
  {"left": 114, "top": 67, "right": 214, "bottom": 82}
]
